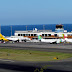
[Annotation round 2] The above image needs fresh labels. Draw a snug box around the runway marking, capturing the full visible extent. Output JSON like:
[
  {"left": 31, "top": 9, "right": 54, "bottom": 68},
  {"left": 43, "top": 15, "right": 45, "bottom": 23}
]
[{"left": 0, "top": 59, "right": 15, "bottom": 62}]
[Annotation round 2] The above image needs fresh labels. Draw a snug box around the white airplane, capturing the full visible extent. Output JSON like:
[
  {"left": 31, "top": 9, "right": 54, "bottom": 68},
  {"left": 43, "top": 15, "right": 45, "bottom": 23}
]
[
  {"left": 38, "top": 35, "right": 65, "bottom": 44},
  {"left": 6, "top": 36, "right": 30, "bottom": 42}
]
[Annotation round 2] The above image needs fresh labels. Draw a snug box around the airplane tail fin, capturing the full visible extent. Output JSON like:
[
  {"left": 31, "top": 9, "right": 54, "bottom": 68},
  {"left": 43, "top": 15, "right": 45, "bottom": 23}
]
[
  {"left": 62, "top": 34, "right": 67, "bottom": 39},
  {"left": 38, "top": 35, "right": 42, "bottom": 40},
  {"left": 0, "top": 33, "right": 4, "bottom": 38},
  {"left": 0, "top": 33, "right": 8, "bottom": 41}
]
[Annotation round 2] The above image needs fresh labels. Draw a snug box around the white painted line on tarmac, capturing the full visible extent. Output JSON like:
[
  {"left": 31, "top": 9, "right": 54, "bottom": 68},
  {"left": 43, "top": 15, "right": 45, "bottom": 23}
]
[{"left": 0, "top": 59, "right": 15, "bottom": 62}]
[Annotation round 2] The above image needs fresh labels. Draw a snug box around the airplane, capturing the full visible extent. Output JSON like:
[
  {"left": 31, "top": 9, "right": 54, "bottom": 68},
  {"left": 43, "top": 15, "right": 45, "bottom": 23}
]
[
  {"left": 6, "top": 36, "right": 31, "bottom": 42},
  {"left": 38, "top": 35, "right": 65, "bottom": 44},
  {"left": 0, "top": 34, "right": 19, "bottom": 43},
  {"left": 0, "top": 33, "right": 30, "bottom": 43},
  {"left": 38, "top": 35, "right": 57, "bottom": 44}
]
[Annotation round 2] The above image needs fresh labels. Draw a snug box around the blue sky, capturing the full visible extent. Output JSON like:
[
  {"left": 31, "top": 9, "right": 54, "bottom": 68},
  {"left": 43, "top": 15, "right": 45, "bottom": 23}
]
[{"left": 0, "top": 0, "right": 72, "bottom": 25}]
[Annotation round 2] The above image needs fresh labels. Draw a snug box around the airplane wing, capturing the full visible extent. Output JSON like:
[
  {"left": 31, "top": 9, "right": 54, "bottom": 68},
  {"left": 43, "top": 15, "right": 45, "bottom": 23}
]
[{"left": 6, "top": 37, "right": 18, "bottom": 41}]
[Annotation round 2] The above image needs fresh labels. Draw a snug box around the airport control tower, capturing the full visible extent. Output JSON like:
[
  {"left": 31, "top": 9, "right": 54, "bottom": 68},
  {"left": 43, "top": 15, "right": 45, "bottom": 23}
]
[{"left": 55, "top": 24, "right": 64, "bottom": 33}]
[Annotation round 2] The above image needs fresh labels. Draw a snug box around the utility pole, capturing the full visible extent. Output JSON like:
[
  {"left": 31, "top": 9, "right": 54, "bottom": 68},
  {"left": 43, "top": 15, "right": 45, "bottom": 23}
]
[
  {"left": 0, "top": 24, "right": 1, "bottom": 34},
  {"left": 43, "top": 25, "right": 45, "bottom": 38},
  {"left": 26, "top": 25, "right": 27, "bottom": 31},
  {"left": 43, "top": 25, "right": 45, "bottom": 32},
  {"left": 11, "top": 26, "right": 12, "bottom": 36}
]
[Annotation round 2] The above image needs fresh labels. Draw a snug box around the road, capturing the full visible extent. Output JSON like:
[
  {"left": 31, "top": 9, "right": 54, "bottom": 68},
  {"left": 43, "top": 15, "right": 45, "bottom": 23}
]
[
  {"left": 0, "top": 42, "right": 72, "bottom": 53},
  {"left": 0, "top": 42, "right": 72, "bottom": 72},
  {"left": 0, "top": 59, "right": 72, "bottom": 72}
]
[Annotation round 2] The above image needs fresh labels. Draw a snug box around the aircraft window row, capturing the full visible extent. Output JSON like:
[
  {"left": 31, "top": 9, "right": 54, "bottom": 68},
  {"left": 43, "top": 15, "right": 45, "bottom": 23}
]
[
  {"left": 67, "top": 34, "right": 72, "bottom": 36},
  {"left": 42, "top": 34, "right": 57, "bottom": 37},
  {"left": 18, "top": 34, "right": 37, "bottom": 36},
  {"left": 43, "top": 38, "right": 58, "bottom": 39},
  {"left": 42, "top": 34, "right": 51, "bottom": 36},
  {"left": 18, "top": 34, "right": 58, "bottom": 36}
]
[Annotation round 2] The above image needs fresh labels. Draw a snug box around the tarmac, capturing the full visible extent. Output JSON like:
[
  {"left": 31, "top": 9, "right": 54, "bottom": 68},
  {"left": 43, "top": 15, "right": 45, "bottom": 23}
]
[
  {"left": 0, "top": 42, "right": 72, "bottom": 53},
  {"left": 0, "top": 42, "right": 72, "bottom": 72}
]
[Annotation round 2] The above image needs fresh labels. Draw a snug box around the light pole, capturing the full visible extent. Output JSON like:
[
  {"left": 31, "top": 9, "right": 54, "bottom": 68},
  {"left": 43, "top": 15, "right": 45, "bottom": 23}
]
[
  {"left": 26, "top": 25, "right": 27, "bottom": 31},
  {"left": 0, "top": 24, "right": 1, "bottom": 34},
  {"left": 11, "top": 26, "right": 12, "bottom": 36},
  {"left": 43, "top": 25, "right": 45, "bottom": 38},
  {"left": 43, "top": 25, "right": 45, "bottom": 31}
]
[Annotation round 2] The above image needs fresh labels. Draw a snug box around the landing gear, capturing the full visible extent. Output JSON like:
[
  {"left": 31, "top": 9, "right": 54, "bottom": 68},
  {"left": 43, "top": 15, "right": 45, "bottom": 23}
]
[
  {"left": 50, "top": 41, "right": 57, "bottom": 44},
  {"left": 1, "top": 39, "right": 4, "bottom": 43},
  {"left": 24, "top": 39, "right": 26, "bottom": 42}
]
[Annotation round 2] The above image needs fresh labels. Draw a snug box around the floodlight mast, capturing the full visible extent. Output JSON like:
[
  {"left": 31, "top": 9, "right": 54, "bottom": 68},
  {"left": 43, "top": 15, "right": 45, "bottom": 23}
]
[
  {"left": 11, "top": 26, "right": 12, "bottom": 36},
  {"left": 0, "top": 24, "right": 1, "bottom": 34}
]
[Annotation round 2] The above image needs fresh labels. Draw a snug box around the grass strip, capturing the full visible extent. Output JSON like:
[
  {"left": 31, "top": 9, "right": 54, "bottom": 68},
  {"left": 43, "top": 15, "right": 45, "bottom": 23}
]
[{"left": 0, "top": 48, "right": 71, "bottom": 61}]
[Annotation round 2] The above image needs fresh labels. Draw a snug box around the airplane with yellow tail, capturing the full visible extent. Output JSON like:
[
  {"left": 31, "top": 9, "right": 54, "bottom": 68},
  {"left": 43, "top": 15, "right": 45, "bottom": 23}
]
[
  {"left": 0, "top": 33, "right": 19, "bottom": 42},
  {"left": 0, "top": 33, "right": 30, "bottom": 42}
]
